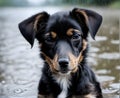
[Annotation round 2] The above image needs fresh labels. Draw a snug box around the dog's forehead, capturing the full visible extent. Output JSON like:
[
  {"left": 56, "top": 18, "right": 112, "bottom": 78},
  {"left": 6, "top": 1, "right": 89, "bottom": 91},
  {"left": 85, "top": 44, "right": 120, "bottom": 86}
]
[
  {"left": 50, "top": 11, "right": 70, "bottom": 19},
  {"left": 46, "top": 11, "right": 81, "bottom": 34}
]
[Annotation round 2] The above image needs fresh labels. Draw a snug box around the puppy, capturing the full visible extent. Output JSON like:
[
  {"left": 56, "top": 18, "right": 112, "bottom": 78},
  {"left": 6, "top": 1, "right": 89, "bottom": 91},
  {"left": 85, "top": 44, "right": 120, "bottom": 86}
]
[{"left": 18, "top": 8, "right": 103, "bottom": 98}]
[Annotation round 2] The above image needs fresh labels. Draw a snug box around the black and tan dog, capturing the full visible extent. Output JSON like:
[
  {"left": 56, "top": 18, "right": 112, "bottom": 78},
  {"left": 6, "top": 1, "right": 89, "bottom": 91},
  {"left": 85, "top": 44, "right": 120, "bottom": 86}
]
[{"left": 19, "top": 8, "right": 102, "bottom": 98}]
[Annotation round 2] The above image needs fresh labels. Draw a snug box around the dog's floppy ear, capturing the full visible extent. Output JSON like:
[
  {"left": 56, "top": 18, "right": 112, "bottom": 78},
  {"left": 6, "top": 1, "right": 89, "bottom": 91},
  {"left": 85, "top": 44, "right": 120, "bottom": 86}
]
[
  {"left": 18, "top": 12, "right": 49, "bottom": 47},
  {"left": 71, "top": 8, "right": 102, "bottom": 39}
]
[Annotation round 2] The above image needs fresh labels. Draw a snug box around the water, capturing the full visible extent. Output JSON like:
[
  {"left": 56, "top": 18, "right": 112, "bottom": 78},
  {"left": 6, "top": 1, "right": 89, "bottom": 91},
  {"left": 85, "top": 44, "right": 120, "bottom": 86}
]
[{"left": 0, "top": 6, "right": 120, "bottom": 98}]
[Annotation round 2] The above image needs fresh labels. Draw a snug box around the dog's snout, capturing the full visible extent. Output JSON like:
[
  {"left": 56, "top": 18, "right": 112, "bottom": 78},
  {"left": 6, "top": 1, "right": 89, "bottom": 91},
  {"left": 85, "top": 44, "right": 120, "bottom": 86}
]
[
  {"left": 59, "top": 58, "right": 69, "bottom": 67},
  {"left": 58, "top": 58, "right": 69, "bottom": 73}
]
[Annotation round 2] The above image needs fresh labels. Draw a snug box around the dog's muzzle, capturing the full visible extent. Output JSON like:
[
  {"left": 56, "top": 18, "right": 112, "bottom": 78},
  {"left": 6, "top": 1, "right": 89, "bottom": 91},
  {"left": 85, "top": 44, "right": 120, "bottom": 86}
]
[{"left": 58, "top": 58, "right": 69, "bottom": 74}]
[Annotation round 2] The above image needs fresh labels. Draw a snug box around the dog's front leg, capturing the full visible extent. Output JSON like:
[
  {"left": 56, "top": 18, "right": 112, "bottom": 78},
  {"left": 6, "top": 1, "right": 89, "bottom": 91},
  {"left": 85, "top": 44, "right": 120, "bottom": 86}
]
[
  {"left": 38, "top": 94, "right": 53, "bottom": 98},
  {"left": 38, "top": 94, "right": 46, "bottom": 98},
  {"left": 84, "top": 94, "right": 96, "bottom": 98},
  {"left": 72, "top": 94, "right": 96, "bottom": 98}
]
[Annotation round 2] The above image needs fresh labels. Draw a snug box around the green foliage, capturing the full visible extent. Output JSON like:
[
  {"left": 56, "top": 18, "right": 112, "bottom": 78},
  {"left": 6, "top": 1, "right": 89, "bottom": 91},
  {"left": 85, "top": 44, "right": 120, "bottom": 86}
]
[
  {"left": 0, "top": 0, "right": 28, "bottom": 7},
  {"left": 0, "top": 0, "right": 10, "bottom": 6},
  {"left": 110, "top": 0, "right": 120, "bottom": 8}
]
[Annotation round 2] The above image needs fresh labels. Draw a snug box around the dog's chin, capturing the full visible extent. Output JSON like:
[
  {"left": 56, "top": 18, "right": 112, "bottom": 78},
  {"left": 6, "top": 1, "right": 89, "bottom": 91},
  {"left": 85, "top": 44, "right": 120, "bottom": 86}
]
[
  {"left": 58, "top": 70, "right": 71, "bottom": 75},
  {"left": 52, "top": 68, "right": 71, "bottom": 75}
]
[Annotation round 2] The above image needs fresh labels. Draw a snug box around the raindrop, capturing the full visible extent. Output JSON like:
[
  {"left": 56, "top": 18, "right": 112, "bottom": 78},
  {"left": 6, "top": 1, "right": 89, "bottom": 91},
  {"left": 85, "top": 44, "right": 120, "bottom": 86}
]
[
  {"left": 14, "top": 88, "right": 23, "bottom": 94},
  {"left": 1, "top": 80, "right": 6, "bottom": 85}
]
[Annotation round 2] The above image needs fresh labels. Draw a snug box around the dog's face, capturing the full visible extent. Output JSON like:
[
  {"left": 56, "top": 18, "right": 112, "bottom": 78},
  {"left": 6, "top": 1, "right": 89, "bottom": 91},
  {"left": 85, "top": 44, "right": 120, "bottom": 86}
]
[{"left": 19, "top": 8, "right": 102, "bottom": 75}]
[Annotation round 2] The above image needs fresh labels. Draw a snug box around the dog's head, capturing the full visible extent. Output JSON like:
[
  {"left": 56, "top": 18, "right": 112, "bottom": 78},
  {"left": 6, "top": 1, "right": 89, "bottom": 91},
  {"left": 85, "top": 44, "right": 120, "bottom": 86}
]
[{"left": 19, "top": 8, "right": 102, "bottom": 75}]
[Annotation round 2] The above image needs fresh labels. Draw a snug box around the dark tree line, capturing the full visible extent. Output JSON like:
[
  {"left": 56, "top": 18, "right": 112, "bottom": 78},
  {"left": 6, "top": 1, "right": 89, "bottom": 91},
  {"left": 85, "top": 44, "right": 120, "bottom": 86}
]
[
  {"left": 0, "top": 0, "right": 119, "bottom": 6},
  {"left": 63, "top": 0, "right": 118, "bottom": 5}
]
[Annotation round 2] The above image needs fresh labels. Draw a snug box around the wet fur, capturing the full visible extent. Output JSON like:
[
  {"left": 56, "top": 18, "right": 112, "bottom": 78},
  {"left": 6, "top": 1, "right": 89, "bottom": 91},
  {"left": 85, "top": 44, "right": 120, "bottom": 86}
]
[{"left": 18, "top": 8, "right": 103, "bottom": 98}]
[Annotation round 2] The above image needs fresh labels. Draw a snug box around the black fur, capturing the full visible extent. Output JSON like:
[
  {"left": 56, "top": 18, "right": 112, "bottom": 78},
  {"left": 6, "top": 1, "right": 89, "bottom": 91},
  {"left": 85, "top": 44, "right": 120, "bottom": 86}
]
[
  {"left": 19, "top": 8, "right": 103, "bottom": 98},
  {"left": 38, "top": 64, "right": 103, "bottom": 98}
]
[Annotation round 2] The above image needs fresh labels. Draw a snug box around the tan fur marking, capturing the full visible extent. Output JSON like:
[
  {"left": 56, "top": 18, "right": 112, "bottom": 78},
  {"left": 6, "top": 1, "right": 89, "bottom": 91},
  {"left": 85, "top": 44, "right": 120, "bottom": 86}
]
[
  {"left": 72, "top": 65, "right": 78, "bottom": 73},
  {"left": 67, "top": 28, "right": 74, "bottom": 36},
  {"left": 68, "top": 52, "right": 82, "bottom": 73},
  {"left": 51, "top": 32, "right": 57, "bottom": 38},
  {"left": 84, "top": 94, "right": 96, "bottom": 98},
  {"left": 41, "top": 52, "right": 58, "bottom": 73},
  {"left": 66, "top": 28, "right": 81, "bottom": 36},
  {"left": 38, "top": 94, "right": 53, "bottom": 98},
  {"left": 74, "top": 29, "right": 82, "bottom": 34},
  {"left": 78, "top": 39, "right": 87, "bottom": 63},
  {"left": 38, "top": 94, "right": 45, "bottom": 98},
  {"left": 76, "top": 10, "right": 89, "bottom": 25},
  {"left": 34, "top": 15, "right": 43, "bottom": 32},
  {"left": 82, "top": 39, "right": 87, "bottom": 50},
  {"left": 72, "top": 94, "right": 96, "bottom": 98},
  {"left": 69, "top": 39, "right": 87, "bottom": 73}
]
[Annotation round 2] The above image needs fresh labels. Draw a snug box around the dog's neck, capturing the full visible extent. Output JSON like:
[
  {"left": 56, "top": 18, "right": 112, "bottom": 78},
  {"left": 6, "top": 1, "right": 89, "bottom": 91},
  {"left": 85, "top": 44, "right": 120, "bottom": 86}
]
[{"left": 52, "top": 73, "right": 71, "bottom": 98}]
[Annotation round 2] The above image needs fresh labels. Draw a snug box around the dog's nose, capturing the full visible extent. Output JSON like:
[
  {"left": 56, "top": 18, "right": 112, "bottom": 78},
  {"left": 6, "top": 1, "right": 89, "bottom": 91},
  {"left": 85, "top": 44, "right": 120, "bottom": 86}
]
[{"left": 58, "top": 58, "right": 69, "bottom": 73}]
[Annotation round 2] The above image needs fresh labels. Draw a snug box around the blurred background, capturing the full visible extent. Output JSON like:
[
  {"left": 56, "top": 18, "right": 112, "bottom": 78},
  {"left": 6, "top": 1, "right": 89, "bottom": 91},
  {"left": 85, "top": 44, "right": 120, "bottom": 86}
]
[{"left": 0, "top": 0, "right": 120, "bottom": 98}]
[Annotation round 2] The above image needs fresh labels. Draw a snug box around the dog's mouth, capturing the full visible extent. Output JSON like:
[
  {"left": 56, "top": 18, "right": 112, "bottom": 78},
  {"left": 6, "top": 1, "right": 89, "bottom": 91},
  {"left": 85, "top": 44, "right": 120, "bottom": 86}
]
[
  {"left": 61, "top": 68, "right": 78, "bottom": 75},
  {"left": 54, "top": 68, "right": 76, "bottom": 75},
  {"left": 54, "top": 65, "right": 78, "bottom": 75},
  {"left": 56, "top": 68, "right": 69, "bottom": 74},
  {"left": 59, "top": 68, "right": 69, "bottom": 74},
  {"left": 55, "top": 69, "right": 70, "bottom": 75}
]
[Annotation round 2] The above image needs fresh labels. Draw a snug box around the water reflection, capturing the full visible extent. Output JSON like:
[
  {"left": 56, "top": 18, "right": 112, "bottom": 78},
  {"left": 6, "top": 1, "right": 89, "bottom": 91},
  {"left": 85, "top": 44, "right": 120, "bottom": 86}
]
[{"left": 0, "top": 7, "right": 120, "bottom": 98}]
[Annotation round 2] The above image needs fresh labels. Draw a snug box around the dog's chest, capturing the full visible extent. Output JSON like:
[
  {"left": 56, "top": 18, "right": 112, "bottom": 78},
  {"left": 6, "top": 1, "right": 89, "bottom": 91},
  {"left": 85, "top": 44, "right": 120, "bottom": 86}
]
[{"left": 53, "top": 74, "right": 71, "bottom": 98}]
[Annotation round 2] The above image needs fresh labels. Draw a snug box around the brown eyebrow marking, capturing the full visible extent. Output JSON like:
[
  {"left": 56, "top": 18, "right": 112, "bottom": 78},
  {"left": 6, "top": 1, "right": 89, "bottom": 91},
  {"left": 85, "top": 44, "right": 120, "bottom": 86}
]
[
  {"left": 44, "top": 33, "right": 50, "bottom": 37},
  {"left": 66, "top": 28, "right": 73, "bottom": 36},
  {"left": 51, "top": 32, "right": 57, "bottom": 38},
  {"left": 44, "top": 32, "right": 57, "bottom": 38},
  {"left": 66, "top": 28, "right": 81, "bottom": 36}
]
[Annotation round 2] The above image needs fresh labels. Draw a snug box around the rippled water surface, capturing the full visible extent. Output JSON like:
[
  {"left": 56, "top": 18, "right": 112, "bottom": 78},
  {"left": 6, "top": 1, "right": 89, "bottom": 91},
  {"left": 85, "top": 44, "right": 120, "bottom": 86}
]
[{"left": 0, "top": 7, "right": 120, "bottom": 98}]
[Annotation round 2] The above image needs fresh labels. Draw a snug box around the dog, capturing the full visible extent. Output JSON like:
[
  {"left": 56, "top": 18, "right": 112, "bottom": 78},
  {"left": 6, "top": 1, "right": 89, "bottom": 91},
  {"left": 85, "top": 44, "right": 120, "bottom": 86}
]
[{"left": 18, "top": 8, "right": 103, "bottom": 98}]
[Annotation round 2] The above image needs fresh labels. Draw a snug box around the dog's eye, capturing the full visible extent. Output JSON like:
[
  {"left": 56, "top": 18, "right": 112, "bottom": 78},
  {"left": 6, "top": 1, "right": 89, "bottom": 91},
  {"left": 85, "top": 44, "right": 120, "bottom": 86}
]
[
  {"left": 71, "top": 32, "right": 81, "bottom": 41},
  {"left": 45, "top": 36, "right": 55, "bottom": 44}
]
